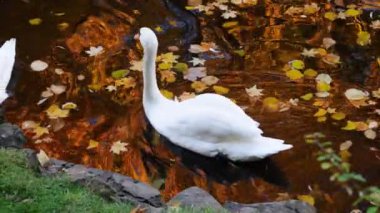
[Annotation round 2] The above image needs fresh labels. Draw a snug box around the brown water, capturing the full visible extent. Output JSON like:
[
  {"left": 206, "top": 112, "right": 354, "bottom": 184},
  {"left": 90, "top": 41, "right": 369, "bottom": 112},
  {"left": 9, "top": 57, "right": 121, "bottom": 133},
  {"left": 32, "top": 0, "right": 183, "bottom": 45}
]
[{"left": 1, "top": 0, "right": 380, "bottom": 212}]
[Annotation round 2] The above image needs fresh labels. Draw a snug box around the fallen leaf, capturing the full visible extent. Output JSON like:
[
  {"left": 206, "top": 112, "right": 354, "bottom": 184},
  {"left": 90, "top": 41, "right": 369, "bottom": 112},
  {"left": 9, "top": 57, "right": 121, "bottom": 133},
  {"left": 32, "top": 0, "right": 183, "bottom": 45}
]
[
  {"left": 29, "top": 18, "right": 42, "bottom": 25},
  {"left": 340, "top": 140, "right": 353, "bottom": 151},
  {"left": 301, "top": 93, "right": 314, "bottom": 101},
  {"left": 304, "top": 69, "right": 318, "bottom": 78},
  {"left": 160, "top": 89, "right": 174, "bottom": 99},
  {"left": 110, "top": 141, "right": 129, "bottom": 154},
  {"left": 304, "top": 3, "right": 320, "bottom": 15},
  {"left": 37, "top": 150, "right": 50, "bottom": 166},
  {"left": 322, "top": 53, "right": 340, "bottom": 65},
  {"left": 322, "top": 37, "right": 336, "bottom": 49},
  {"left": 30, "top": 60, "right": 48, "bottom": 72},
  {"left": 178, "top": 92, "right": 196, "bottom": 101},
  {"left": 263, "top": 97, "right": 280, "bottom": 112},
  {"left": 157, "top": 52, "right": 179, "bottom": 64},
  {"left": 160, "top": 70, "right": 176, "bottom": 83},
  {"left": 301, "top": 48, "right": 318, "bottom": 58},
  {"left": 356, "top": 31, "right": 371, "bottom": 46},
  {"left": 184, "top": 67, "right": 207, "bottom": 81},
  {"left": 297, "top": 195, "right": 315, "bottom": 206},
  {"left": 344, "top": 88, "right": 369, "bottom": 101},
  {"left": 324, "top": 12, "right": 337, "bottom": 21},
  {"left": 201, "top": 76, "right": 219, "bottom": 86},
  {"left": 364, "top": 129, "right": 377, "bottom": 140},
  {"left": 62, "top": 102, "right": 77, "bottom": 110},
  {"left": 111, "top": 69, "right": 129, "bottom": 79},
  {"left": 85, "top": 46, "right": 104, "bottom": 57},
  {"left": 50, "top": 84, "right": 67, "bottom": 95},
  {"left": 345, "top": 8, "right": 361, "bottom": 17},
  {"left": 45, "top": 104, "right": 70, "bottom": 119},
  {"left": 286, "top": 69, "right": 304, "bottom": 81},
  {"left": 290, "top": 60, "right": 305, "bottom": 70},
  {"left": 370, "top": 20, "right": 380, "bottom": 29},
  {"left": 331, "top": 112, "right": 346, "bottom": 120},
  {"left": 173, "top": 63, "right": 188, "bottom": 73},
  {"left": 189, "top": 57, "right": 206, "bottom": 66},
  {"left": 213, "top": 85, "right": 229, "bottom": 95},
  {"left": 245, "top": 85, "right": 264, "bottom": 98},
  {"left": 221, "top": 10, "right": 238, "bottom": 19},
  {"left": 314, "top": 108, "right": 327, "bottom": 117},
  {"left": 316, "top": 82, "right": 331, "bottom": 92},
  {"left": 115, "top": 77, "right": 136, "bottom": 89},
  {"left": 130, "top": 60, "right": 143, "bottom": 72},
  {"left": 191, "top": 81, "right": 208, "bottom": 93},
  {"left": 316, "top": 73, "right": 333, "bottom": 84},
  {"left": 87, "top": 139, "right": 99, "bottom": 149},
  {"left": 342, "top": 120, "right": 357, "bottom": 130}
]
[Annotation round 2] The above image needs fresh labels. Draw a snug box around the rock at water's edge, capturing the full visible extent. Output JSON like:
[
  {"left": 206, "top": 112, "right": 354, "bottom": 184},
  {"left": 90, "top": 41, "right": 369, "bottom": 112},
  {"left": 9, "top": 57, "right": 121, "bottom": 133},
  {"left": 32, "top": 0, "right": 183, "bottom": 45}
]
[
  {"left": 0, "top": 123, "right": 26, "bottom": 149},
  {"left": 224, "top": 200, "right": 316, "bottom": 213},
  {"left": 167, "top": 186, "right": 223, "bottom": 210}
]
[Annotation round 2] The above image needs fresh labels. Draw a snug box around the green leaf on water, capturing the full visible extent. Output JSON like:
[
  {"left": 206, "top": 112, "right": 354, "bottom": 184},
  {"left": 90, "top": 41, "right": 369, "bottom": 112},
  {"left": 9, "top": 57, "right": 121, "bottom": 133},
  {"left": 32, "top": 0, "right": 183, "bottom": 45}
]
[
  {"left": 173, "top": 63, "right": 188, "bottom": 73},
  {"left": 111, "top": 69, "right": 129, "bottom": 79},
  {"left": 321, "top": 162, "right": 332, "bottom": 170}
]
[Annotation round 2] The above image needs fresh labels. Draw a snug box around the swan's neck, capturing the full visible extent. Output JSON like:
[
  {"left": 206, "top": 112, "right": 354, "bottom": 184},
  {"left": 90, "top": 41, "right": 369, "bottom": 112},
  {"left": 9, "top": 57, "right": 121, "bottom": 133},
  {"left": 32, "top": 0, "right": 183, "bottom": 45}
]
[{"left": 142, "top": 44, "right": 166, "bottom": 106}]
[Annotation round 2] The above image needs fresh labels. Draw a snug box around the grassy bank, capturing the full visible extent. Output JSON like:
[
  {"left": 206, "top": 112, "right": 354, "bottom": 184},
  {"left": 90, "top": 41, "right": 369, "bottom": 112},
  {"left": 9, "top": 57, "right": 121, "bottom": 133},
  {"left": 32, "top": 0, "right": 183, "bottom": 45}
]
[{"left": 0, "top": 148, "right": 133, "bottom": 212}]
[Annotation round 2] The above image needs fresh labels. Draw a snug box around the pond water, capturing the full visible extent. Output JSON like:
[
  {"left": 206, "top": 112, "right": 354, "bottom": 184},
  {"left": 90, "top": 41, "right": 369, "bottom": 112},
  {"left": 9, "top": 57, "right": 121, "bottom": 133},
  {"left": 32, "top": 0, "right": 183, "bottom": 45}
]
[{"left": 1, "top": 0, "right": 379, "bottom": 212}]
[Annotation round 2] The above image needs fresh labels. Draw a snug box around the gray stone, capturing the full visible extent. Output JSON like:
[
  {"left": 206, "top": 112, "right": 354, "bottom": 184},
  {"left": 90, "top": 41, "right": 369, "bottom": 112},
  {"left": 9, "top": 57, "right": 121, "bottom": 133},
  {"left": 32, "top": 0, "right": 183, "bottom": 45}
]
[
  {"left": 0, "top": 123, "right": 26, "bottom": 148},
  {"left": 23, "top": 148, "right": 39, "bottom": 171},
  {"left": 223, "top": 200, "right": 316, "bottom": 213},
  {"left": 167, "top": 186, "right": 223, "bottom": 210},
  {"left": 41, "top": 158, "right": 164, "bottom": 208}
]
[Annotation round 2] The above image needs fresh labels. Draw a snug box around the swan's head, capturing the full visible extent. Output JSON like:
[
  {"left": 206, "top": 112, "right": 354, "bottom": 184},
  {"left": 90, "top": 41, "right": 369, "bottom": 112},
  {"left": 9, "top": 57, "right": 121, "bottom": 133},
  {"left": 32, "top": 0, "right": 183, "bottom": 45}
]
[{"left": 137, "top": 27, "right": 158, "bottom": 50}]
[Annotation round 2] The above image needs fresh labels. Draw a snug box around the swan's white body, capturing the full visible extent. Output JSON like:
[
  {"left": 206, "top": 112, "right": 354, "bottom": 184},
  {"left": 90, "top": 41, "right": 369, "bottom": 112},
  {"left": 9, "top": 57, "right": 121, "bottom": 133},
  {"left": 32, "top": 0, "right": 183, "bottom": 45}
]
[
  {"left": 0, "top": 38, "right": 16, "bottom": 104},
  {"left": 139, "top": 28, "right": 292, "bottom": 161}
]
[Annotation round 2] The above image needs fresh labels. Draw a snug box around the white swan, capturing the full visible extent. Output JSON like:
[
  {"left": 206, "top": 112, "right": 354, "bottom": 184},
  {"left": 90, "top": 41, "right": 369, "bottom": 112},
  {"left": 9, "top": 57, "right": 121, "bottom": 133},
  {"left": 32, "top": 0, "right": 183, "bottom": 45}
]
[
  {"left": 138, "top": 27, "right": 292, "bottom": 161},
  {"left": 0, "top": 38, "right": 16, "bottom": 104}
]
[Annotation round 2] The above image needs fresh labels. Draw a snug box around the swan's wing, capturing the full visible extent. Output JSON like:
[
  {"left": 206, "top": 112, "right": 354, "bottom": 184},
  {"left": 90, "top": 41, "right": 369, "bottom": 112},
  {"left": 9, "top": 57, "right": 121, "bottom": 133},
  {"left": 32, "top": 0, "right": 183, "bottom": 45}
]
[
  {"left": 181, "top": 93, "right": 260, "bottom": 127},
  {"left": 163, "top": 107, "right": 263, "bottom": 144},
  {"left": 0, "top": 39, "right": 16, "bottom": 91}
]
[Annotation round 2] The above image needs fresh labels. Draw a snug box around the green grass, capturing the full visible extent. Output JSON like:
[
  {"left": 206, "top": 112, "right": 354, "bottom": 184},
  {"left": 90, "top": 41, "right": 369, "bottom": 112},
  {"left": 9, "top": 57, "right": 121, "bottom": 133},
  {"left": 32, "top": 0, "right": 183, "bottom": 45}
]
[{"left": 0, "top": 148, "right": 133, "bottom": 213}]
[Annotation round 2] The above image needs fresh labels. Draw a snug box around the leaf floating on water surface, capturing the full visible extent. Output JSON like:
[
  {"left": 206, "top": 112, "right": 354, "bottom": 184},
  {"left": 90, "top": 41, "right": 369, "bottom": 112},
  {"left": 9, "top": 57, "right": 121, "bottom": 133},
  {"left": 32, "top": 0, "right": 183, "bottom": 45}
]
[
  {"left": 45, "top": 104, "right": 70, "bottom": 119},
  {"left": 87, "top": 140, "right": 99, "bottom": 149},
  {"left": 364, "top": 129, "right": 377, "bottom": 140},
  {"left": 356, "top": 31, "right": 371, "bottom": 46},
  {"left": 62, "top": 102, "right": 78, "bottom": 110},
  {"left": 345, "top": 8, "right": 362, "bottom": 17},
  {"left": 29, "top": 18, "right": 42, "bottom": 25},
  {"left": 370, "top": 20, "right": 380, "bottom": 30},
  {"left": 301, "top": 93, "right": 314, "bottom": 101},
  {"left": 177, "top": 92, "right": 196, "bottom": 102},
  {"left": 344, "top": 88, "right": 369, "bottom": 101},
  {"left": 301, "top": 49, "right": 318, "bottom": 58},
  {"left": 32, "top": 126, "right": 49, "bottom": 138},
  {"left": 85, "top": 46, "right": 104, "bottom": 57},
  {"left": 303, "top": 3, "right": 320, "bottom": 15},
  {"left": 245, "top": 85, "right": 263, "bottom": 98},
  {"left": 184, "top": 67, "right": 207, "bottom": 82},
  {"left": 115, "top": 77, "right": 136, "bottom": 89},
  {"left": 297, "top": 195, "right": 315, "bottom": 206},
  {"left": 286, "top": 70, "right": 304, "bottom": 81},
  {"left": 130, "top": 60, "right": 143, "bottom": 72},
  {"left": 189, "top": 57, "right": 206, "bottom": 66},
  {"left": 160, "top": 89, "right": 174, "bottom": 99},
  {"left": 110, "top": 141, "right": 129, "bottom": 155},
  {"left": 173, "top": 63, "right": 188, "bottom": 73},
  {"left": 289, "top": 60, "right": 305, "bottom": 70},
  {"left": 340, "top": 140, "right": 353, "bottom": 151},
  {"left": 213, "top": 85, "right": 230, "bottom": 95},
  {"left": 322, "top": 37, "right": 336, "bottom": 49},
  {"left": 30, "top": 60, "right": 48, "bottom": 72},
  {"left": 342, "top": 120, "right": 357, "bottom": 131},
  {"left": 331, "top": 112, "right": 346, "bottom": 121},
  {"left": 221, "top": 10, "right": 238, "bottom": 19},
  {"left": 111, "top": 69, "right": 129, "bottom": 79},
  {"left": 191, "top": 81, "right": 208, "bottom": 93},
  {"left": 160, "top": 70, "right": 176, "bottom": 83},
  {"left": 263, "top": 97, "right": 280, "bottom": 112},
  {"left": 314, "top": 108, "right": 327, "bottom": 117},
  {"left": 201, "top": 76, "right": 219, "bottom": 86},
  {"left": 322, "top": 53, "right": 341, "bottom": 65},
  {"left": 50, "top": 84, "right": 67, "bottom": 95},
  {"left": 324, "top": 12, "right": 337, "bottom": 21}
]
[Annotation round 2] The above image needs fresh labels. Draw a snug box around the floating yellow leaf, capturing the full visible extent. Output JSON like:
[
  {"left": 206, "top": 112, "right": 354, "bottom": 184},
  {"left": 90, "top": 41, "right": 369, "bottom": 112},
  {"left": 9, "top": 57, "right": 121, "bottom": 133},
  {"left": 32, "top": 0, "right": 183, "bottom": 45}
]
[
  {"left": 304, "top": 3, "right": 320, "bottom": 15},
  {"left": 158, "top": 62, "right": 172, "bottom": 70},
  {"left": 290, "top": 60, "right": 305, "bottom": 70},
  {"left": 62, "top": 102, "right": 77, "bottom": 110},
  {"left": 173, "top": 63, "right": 188, "bottom": 72},
  {"left": 154, "top": 26, "right": 163, "bottom": 33},
  {"left": 110, "top": 140, "right": 128, "bottom": 155},
  {"left": 317, "top": 116, "right": 327, "bottom": 122},
  {"left": 29, "top": 18, "right": 42, "bottom": 25},
  {"left": 111, "top": 69, "right": 129, "bottom": 79},
  {"left": 213, "top": 85, "right": 230, "bottom": 95},
  {"left": 304, "top": 69, "right": 318, "bottom": 78},
  {"left": 314, "top": 108, "right": 327, "bottom": 117},
  {"left": 331, "top": 112, "right": 346, "bottom": 120},
  {"left": 345, "top": 8, "right": 361, "bottom": 17},
  {"left": 297, "top": 195, "right": 315, "bottom": 206},
  {"left": 263, "top": 97, "right": 280, "bottom": 112},
  {"left": 160, "top": 89, "right": 174, "bottom": 99},
  {"left": 340, "top": 150, "right": 351, "bottom": 161},
  {"left": 356, "top": 31, "right": 371, "bottom": 46},
  {"left": 342, "top": 120, "right": 357, "bottom": 130},
  {"left": 115, "top": 77, "right": 136, "bottom": 89},
  {"left": 301, "top": 93, "right": 313, "bottom": 101},
  {"left": 33, "top": 126, "right": 49, "bottom": 138},
  {"left": 190, "top": 81, "right": 207, "bottom": 93},
  {"left": 222, "top": 21, "right": 239, "bottom": 28},
  {"left": 157, "top": 52, "right": 179, "bottom": 64},
  {"left": 286, "top": 70, "right": 304, "bottom": 81},
  {"left": 160, "top": 70, "right": 176, "bottom": 83},
  {"left": 57, "top": 22, "right": 69, "bottom": 31},
  {"left": 324, "top": 12, "right": 337, "bottom": 21},
  {"left": 87, "top": 140, "right": 99, "bottom": 149},
  {"left": 316, "top": 82, "right": 331, "bottom": 92},
  {"left": 45, "top": 104, "right": 70, "bottom": 119}
]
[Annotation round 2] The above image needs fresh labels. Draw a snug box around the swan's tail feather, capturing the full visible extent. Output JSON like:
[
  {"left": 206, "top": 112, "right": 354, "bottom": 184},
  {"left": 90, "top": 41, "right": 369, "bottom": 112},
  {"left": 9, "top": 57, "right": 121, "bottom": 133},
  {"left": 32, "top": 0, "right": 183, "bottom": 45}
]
[
  {"left": 222, "top": 136, "right": 293, "bottom": 162},
  {"left": 0, "top": 38, "right": 16, "bottom": 104}
]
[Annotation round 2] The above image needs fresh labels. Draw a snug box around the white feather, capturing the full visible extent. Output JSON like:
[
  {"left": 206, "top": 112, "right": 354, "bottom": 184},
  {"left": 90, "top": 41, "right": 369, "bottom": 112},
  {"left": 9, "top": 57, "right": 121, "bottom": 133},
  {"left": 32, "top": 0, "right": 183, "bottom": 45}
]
[
  {"left": 0, "top": 38, "right": 16, "bottom": 104},
  {"left": 139, "top": 28, "right": 292, "bottom": 161}
]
